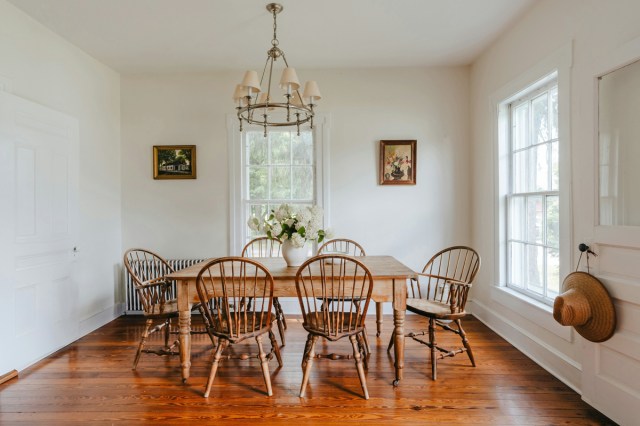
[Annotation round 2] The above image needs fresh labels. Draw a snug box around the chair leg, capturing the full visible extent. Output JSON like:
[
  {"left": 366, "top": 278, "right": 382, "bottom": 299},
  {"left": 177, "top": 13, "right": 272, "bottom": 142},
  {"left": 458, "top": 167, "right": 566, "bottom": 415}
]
[
  {"left": 256, "top": 334, "right": 273, "bottom": 397},
  {"left": 456, "top": 319, "right": 476, "bottom": 367},
  {"left": 358, "top": 325, "right": 371, "bottom": 356},
  {"left": 387, "top": 329, "right": 395, "bottom": 352},
  {"left": 132, "top": 318, "right": 153, "bottom": 370},
  {"left": 269, "top": 330, "right": 283, "bottom": 367},
  {"left": 299, "top": 335, "right": 318, "bottom": 397},
  {"left": 350, "top": 335, "right": 369, "bottom": 400},
  {"left": 376, "top": 302, "right": 383, "bottom": 337},
  {"left": 274, "top": 297, "right": 287, "bottom": 330},
  {"left": 204, "top": 340, "right": 226, "bottom": 397},
  {"left": 274, "top": 299, "right": 286, "bottom": 347},
  {"left": 429, "top": 318, "right": 437, "bottom": 381},
  {"left": 356, "top": 332, "right": 369, "bottom": 370},
  {"left": 164, "top": 318, "right": 171, "bottom": 348},
  {"left": 301, "top": 334, "right": 313, "bottom": 370}
]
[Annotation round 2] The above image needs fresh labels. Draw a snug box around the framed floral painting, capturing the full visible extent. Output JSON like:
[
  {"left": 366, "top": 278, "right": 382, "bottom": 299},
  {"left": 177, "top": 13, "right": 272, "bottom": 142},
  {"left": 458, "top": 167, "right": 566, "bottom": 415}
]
[
  {"left": 153, "top": 145, "right": 197, "bottom": 179},
  {"left": 379, "top": 140, "right": 416, "bottom": 185}
]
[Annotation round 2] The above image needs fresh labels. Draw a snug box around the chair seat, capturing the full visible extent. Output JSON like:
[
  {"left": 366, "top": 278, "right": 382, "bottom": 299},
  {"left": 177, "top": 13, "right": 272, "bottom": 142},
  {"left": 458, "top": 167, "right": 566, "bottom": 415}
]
[
  {"left": 302, "top": 311, "right": 365, "bottom": 339},
  {"left": 406, "top": 298, "right": 466, "bottom": 319},
  {"left": 144, "top": 299, "right": 179, "bottom": 317},
  {"left": 208, "top": 311, "right": 273, "bottom": 342}
]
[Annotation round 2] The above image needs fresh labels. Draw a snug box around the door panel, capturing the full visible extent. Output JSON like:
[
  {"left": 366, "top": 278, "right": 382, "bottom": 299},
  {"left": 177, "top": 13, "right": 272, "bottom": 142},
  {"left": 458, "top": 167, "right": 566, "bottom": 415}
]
[
  {"left": 0, "top": 91, "right": 78, "bottom": 375},
  {"left": 581, "top": 241, "right": 640, "bottom": 425}
]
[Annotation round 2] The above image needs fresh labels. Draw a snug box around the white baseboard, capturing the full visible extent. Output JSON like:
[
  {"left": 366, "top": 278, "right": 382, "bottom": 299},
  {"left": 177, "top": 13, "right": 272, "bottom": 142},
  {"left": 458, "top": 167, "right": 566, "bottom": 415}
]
[
  {"left": 469, "top": 298, "right": 582, "bottom": 394},
  {"left": 79, "top": 302, "right": 125, "bottom": 336}
]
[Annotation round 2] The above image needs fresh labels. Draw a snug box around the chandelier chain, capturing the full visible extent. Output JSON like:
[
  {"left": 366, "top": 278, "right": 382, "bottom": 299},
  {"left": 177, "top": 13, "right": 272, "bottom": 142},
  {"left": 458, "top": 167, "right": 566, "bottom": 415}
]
[{"left": 272, "top": 8, "right": 278, "bottom": 47}]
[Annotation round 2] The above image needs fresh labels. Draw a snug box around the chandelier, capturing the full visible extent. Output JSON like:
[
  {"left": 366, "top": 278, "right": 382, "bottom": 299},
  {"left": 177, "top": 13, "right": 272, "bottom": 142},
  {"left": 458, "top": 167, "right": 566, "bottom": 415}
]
[{"left": 233, "top": 3, "right": 321, "bottom": 136}]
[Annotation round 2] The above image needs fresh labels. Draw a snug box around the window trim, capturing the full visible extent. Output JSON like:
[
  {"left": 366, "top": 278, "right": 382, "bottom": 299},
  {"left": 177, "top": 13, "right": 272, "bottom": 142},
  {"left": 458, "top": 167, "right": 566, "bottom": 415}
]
[
  {"left": 492, "top": 42, "right": 573, "bottom": 308},
  {"left": 227, "top": 113, "right": 331, "bottom": 255}
]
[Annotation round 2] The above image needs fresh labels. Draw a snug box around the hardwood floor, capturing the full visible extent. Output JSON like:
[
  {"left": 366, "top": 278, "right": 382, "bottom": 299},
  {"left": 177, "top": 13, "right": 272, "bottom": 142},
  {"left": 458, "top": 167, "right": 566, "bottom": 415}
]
[{"left": 0, "top": 315, "right": 614, "bottom": 425}]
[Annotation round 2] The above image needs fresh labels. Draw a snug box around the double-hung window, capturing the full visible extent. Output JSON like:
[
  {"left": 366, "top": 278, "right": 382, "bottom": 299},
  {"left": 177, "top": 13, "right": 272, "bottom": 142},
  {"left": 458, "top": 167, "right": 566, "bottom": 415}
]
[
  {"left": 229, "top": 115, "right": 328, "bottom": 255},
  {"left": 504, "top": 76, "right": 560, "bottom": 304},
  {"left": 244, "top": 129, "right": 316, "bottom": 242}
]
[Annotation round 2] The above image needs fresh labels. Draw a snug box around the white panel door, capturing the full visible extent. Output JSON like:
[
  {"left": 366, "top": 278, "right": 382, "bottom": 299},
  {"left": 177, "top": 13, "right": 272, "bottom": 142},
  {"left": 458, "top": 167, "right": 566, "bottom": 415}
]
[
  {"left": 580, "top": 235, "right": 640, "bottom": 426},
  {"left": 0, "top": 91, "right": 79, "bottom": 374}
]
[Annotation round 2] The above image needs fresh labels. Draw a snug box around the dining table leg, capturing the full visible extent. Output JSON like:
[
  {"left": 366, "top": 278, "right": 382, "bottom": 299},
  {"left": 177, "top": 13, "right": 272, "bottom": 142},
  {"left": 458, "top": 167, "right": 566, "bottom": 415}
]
[
  {"left": 376, "top": 302, "right": 383, "bottom": 337},
  {"left": 392, "top": 278, "right": 406, "bottom": 386},
  {"left": 177, "top": 279, "right": 192, "bottom": 383}
]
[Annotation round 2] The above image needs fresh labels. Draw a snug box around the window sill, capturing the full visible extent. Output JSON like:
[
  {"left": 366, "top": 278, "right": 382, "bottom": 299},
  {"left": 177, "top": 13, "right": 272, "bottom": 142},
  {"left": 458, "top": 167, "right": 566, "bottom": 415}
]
[{"left": 491, "top": 286, "right": 574, "bottom": 342}]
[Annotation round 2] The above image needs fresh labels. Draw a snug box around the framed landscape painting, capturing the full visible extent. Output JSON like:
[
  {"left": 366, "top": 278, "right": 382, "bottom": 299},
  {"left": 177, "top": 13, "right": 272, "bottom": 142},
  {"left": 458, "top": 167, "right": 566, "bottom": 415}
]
[
  {"left": 153, "top": 145, "right": 197, "bottom": 179},
  {"left": 379, "top": 140, "right": 416, "bottom": 185}
]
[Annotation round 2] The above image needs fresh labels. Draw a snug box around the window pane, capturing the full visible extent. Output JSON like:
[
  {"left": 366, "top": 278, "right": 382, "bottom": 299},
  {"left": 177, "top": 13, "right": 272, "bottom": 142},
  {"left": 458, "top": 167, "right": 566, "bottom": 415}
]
[
  {"left": 513, "top": 151, "right": 527, "bottom": 193},
  {"left": 247, "top": 133, "right": 267, "bottom": 165},
  {"left": 270, "top": 166, "right": 291, "bottom": 199},
  {"left": 551, "top": 141, "right": 559, "bottom": 191},
  {"left": 532, "top": 92, "right": 549, "bottom": 143},
  {"left": 526, "top": 196, "right": 544, "bottom": 244},
  {"left": 509, "top": 242, "right": 524, "bottom": 288},
  {"left": 546, "top": 195, "right": 559, "bottom": 249},
  {"left": 509, "top": 196, "right": 526, "bottom": 241},
  {"left": 546, "top": 247, "right": 560, "bottom": 297},
  {"left": 247, "top": 204, "right": 268, "bottom": 238},
  {"left": 270, "top": 132, "right": 291, "bottom": 165},
  {"left": 525, "top": 244, "right": 544, "bottom": 295},
  {"left": 512, "top": 103, "right": 529, "bottom": 150},
  {"left": 292, "top": 166, "right": 313, "bottom": 200},
  {"left": 550, "top": 86, "right": 558, "bottom": 139},
  {"left": 534, "top": 144, "right": 549, "bottom": 191},
  {"left": 248, "top": 167, "right": 268, "bottom": 199},
  {"left": 292, "top": 132, "right": 313, "bottom": 165}
]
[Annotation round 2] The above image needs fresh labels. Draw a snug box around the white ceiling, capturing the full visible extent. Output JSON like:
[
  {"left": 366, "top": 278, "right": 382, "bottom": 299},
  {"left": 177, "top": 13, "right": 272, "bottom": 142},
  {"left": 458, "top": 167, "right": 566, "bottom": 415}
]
[{"left": 8, "top": 0, "right": 536, "bottom": 73}]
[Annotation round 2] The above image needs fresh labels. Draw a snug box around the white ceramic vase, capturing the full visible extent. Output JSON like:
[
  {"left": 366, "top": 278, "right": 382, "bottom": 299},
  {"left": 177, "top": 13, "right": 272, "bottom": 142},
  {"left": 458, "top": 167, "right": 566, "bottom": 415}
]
[{"left": 282, "top": 239, "right": 308, "bottom": 267}]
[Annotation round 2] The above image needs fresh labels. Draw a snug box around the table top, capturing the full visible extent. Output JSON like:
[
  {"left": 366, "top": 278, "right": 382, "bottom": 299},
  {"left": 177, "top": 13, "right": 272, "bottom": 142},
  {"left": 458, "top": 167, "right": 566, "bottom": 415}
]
[{"left": 167, "top": 255, "right": 416, "bottom": 281}]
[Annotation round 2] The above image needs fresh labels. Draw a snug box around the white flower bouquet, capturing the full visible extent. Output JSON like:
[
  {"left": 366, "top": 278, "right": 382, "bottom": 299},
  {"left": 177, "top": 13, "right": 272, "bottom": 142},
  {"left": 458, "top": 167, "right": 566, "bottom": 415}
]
[{"left": 248, "top": 204, "right": 330, "bottom": 248}]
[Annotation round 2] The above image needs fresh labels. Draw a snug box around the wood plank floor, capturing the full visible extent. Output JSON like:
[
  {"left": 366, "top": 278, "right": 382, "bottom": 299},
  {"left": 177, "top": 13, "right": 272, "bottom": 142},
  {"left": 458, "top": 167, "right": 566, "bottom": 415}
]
[{"left": 0, "top": 315, "right": 614, "bottom": 425}]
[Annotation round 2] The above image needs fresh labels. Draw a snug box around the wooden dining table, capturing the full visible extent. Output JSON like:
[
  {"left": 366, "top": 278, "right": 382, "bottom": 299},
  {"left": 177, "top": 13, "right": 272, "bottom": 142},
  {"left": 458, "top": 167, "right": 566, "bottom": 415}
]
[{"left": 166, "top": 255, "right": 416, "bottom": 386}]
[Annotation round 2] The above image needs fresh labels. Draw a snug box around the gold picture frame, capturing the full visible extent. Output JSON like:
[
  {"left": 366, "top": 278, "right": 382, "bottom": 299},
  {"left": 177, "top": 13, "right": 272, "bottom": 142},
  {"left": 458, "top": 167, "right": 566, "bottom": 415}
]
[
  {"left": 153, "top": 145, "right": 197, "bottom": 179},
  {"left": 379, "top": 140, "right": 416, "bottom": 185}
]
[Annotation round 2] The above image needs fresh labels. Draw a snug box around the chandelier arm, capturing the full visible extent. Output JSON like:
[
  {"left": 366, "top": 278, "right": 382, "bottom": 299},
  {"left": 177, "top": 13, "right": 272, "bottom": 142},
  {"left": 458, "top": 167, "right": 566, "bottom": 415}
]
[
  {"left": 249, "top": 56, "right": 271, "bottom": 123},
  {"left": 266, "top": 55, "right": 275, "bottom": 106}
]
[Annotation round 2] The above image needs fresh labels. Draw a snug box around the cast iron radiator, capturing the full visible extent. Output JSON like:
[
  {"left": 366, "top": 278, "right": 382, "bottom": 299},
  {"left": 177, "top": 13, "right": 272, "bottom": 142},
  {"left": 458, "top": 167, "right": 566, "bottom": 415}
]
[{"left": 124, "top": 258, "right": 206, "bottom": 314}]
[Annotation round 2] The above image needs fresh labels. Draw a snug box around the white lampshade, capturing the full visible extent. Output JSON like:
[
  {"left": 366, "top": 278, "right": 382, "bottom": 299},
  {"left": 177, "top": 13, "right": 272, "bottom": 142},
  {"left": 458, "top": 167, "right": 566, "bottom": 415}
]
[
  {"left": 302, "top": 80, "right": 322, "bottom": 101},
  {"left": 279, "top": 67, "right": 300, "bottom": 91},
  {"left": 241, "top": 70, "right": 261, "bottom": 93}
]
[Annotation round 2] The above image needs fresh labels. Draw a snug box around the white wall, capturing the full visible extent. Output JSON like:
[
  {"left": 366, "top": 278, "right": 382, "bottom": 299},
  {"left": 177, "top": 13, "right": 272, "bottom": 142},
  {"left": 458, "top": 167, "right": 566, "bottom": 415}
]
[
  {"left": 121, "top": 67, "right": 471, "bottom": 271},
  {"left": 0, "top": 0, "right": 122, "bottom": 337},
  {"left": 469, "top": 1, "right": 640, "bottom": 424}
]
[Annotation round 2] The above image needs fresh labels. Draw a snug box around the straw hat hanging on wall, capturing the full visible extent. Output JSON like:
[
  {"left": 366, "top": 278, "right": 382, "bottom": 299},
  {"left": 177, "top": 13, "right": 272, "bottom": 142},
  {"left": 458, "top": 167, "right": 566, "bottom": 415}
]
[{"left": 553, "top": 271, "right": 616, "bottom": 343}]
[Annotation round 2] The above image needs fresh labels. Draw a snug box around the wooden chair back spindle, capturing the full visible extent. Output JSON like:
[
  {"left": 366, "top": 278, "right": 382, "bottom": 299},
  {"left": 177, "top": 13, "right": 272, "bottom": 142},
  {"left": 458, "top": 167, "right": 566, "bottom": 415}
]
[
  {"left": 317, "top": 238, "right": 366, "bottom": 257},
  {"left": 241, "top": 236, "right": 283, "bottom": 258}
]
